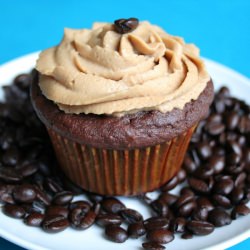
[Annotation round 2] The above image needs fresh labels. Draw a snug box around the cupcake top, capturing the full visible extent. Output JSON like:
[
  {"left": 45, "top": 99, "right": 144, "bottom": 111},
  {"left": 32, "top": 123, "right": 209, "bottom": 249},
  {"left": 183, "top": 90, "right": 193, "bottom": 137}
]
[{"left": 36, "top": 19, "right": 210, "bottom": 116}]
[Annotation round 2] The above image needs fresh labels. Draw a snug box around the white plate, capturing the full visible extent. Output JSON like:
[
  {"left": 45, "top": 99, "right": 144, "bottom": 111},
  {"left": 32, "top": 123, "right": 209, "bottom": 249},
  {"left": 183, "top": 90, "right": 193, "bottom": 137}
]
[{"left": 0, "top": 52, "right": 250, "bottom": 250}]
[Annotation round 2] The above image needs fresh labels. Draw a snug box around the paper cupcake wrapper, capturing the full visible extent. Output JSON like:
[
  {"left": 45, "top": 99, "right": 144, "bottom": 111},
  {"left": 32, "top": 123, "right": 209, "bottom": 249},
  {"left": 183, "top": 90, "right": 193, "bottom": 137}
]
[{"left": 47, "top": 125, "right": 196, "bottom": 196}]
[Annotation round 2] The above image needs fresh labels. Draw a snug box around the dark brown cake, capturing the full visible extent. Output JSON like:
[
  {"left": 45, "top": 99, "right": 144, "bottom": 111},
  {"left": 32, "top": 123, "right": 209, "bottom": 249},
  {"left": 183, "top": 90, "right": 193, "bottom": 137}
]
[{"left": 31, "top": 71, "right": 214, "bottom": 150}]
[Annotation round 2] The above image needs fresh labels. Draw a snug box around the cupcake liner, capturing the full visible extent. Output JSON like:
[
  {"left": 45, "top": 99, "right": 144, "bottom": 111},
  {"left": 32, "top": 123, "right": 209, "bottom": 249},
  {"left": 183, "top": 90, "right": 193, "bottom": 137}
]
[{"left": 47, "top": 125, "right": 196, "bottom": 196}]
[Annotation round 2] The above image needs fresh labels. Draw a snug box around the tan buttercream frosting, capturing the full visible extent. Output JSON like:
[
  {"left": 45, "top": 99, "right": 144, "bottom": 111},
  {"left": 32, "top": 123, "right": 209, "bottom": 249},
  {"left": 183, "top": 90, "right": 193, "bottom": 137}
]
[{"left": 36, "top": 21, "right": 210, "bottom": 116}]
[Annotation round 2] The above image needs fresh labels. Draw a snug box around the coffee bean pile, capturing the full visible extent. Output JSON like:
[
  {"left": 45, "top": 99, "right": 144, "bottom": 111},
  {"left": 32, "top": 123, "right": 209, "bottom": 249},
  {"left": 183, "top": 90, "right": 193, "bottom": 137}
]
[{"left": 0, "top": 72, "right": 250, "bottom": 250}]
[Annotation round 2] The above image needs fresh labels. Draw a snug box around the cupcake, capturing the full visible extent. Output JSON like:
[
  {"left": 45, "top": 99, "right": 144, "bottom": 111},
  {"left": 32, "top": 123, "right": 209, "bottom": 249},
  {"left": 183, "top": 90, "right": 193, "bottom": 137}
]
[{"left": 31, "top": 18, "right": 214, "bottom": 196}]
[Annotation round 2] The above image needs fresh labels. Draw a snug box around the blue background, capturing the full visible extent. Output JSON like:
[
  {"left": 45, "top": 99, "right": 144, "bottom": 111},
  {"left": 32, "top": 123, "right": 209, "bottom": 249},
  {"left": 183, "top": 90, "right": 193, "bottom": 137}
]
[{"left": 0, "top": 0, "right": 250, "bottom": 249}]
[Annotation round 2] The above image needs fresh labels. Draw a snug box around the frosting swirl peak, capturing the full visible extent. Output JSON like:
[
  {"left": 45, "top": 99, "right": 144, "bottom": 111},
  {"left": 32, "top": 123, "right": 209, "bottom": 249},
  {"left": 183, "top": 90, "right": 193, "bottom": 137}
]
[{"left": 36, "top": 21, "right": 210, "bottom": 116}]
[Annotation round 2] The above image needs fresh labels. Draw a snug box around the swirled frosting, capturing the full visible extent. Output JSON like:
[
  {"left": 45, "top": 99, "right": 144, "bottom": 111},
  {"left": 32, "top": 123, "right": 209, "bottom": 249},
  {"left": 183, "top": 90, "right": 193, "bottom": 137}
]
[{"left": 36, "top": 21, "right": 210, "bottom": 116}]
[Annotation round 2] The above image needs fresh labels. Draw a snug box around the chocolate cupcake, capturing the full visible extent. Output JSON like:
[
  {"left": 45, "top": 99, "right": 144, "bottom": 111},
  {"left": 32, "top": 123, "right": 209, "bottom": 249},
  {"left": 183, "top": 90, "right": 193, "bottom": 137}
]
[{"left": 31, "top": 19, "right": 214, "bottom": 195}]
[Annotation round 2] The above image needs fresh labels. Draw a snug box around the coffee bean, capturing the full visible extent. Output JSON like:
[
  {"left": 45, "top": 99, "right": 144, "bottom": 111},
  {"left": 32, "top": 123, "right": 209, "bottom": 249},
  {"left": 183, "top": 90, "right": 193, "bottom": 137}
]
[
  {"left": 14, "top": 74, "right": 30, "bottom": 89},
  {"left": 44, "top": 177, "right": 63, "bottom": 193},
  {"left": 227, "top": 141, "right": 242, "bottom": 157},
  {"left": 0, "top": 184, "right": 15, "bottom": 204},
  {"left": 180, "top": 187, "right": 195, "bottom": 197},
  {"left": 105, "top": 225, "right": 128, "bottom": 243},
  {"left": 52, "top": 191, "right": 73, "bottom": 205},
  {"left": 183, "top": 154, "right": 197, "bottom": 173},
  {"left": 144, "top": 217, "right": 169, "bottom": 231},
  {"left": 0, "top": 167, "right": 22, "bottom": 183},
  {"left": 96, "top": 213, "right": 123, "bottom": 227},
  {"left": 158, "top": 193, "right": 178, "bottom": 206},
  {"left": 42, "top": 215, "right": 69, "bottom": 233},
  {"left": 226, "top": 111, "right": 240, "bottom": 130},
  {"left": 196, "top": 142, "right": 212, "bottom": 159},
  {"left": 231, "top": 204, "right": 250, "bottom": 219},
  {"left": 181, "top": 232, "right": 193, "bottom": 239},
  {"left": 24, "top": 212, "right": 44, "bottom": 227},
  {"left": 213, "top": 178, "right": 234, "bottom": 195},
  {"left": 177, "top": 169, "right": 187, "bottom": 183},
  {"left": 208, "top": 208, "right": 232, "bottom": 227},
  {"left": 170, "top": 217, "right": 186, "bottom": 233},
  {"left": 194, "top": 165, "right": 214, "bottom": 179},
  {"left": 114, "top": 18, "right": 139, "bottom": 34},
  {"left": 120, "top": 208, "right": 143, "bottom": 224},
  {"left": 13, "top": 184, "right": 37, "bottom": 203},
  {"left": 46, "top": 205, "right": 69, "bottom": 218},
  {"left": 101, "top": 198, "right": 125, "bottom": 214},
  {"left": 17, "top": 162, "right": 39, "bottom": 177},
  {"left": 209, "top": 155, "right": 225, "bottom": 174},
  {"left": 142, "top": 241, "right": 165, "bottom": 250},
  {"left": 69, "top": 200, "right": 91, "bottom": 212},
  {"left": 2, "top": 147, "right": 19, "bottom": 166},
  {"left": 212, "top": 194, "right": 232, "bottom": 208},
  {"left": 196, "top": 197, "right": 214, "bottom": 211},
  {"left": 178, "top": 200, "right": 196, "bottom": 217},
  {"left": 192, "top": 207, "right": 208, "bottom": 221},
  {"left": 146, "top": 229, "right": 174, "bottom": 244},
  {"left": 128, "top": 222, "right": 146, "bottom": 238},
  {"left": 33, "top": 186, "right": 51, "bottom": 206},
  {"left": 150, "top": 199, "right": 169, "bottom": 217},
  {"left": 186, "top": 220, "right": 214, "bottom": 235},
  {"left": 161, "top": 175, "right": 179, "bottom": 191},
  {"left": 2, "top": 204, "right": 26, "bottom": 218},
  {"left": 234, "top": 172, "right": 247, "bottom": 188},
  {"left": 188, "top": 177, "right": 209, "bottom": 194},
  {"left": 230, "top": 187, "right": 244, "bottom": 204},
  {"left": 206, "top": 122, "right": 225, "bottom": 136},
  {"left": 175, "top": 192, "right": 194, "bottom": 208}
]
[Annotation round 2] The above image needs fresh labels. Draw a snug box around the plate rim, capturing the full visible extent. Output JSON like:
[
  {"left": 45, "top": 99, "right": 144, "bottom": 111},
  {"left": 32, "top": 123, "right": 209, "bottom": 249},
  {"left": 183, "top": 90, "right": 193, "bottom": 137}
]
[{"left": 0, "top": 51, "right": 250, "bottom": 250}]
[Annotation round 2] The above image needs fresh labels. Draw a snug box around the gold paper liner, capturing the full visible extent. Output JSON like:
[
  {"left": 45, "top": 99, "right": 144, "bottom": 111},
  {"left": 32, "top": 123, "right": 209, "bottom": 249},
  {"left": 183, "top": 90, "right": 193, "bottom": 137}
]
[{"left": 47, "top": 126, "right": 196, "bottom": 196}]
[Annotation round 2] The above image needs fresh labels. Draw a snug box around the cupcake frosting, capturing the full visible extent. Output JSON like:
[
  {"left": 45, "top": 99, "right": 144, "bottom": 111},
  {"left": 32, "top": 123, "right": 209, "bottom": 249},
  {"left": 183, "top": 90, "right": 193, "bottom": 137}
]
[{"left": 36, "top": 21, "right": 210, "bottom": 116}]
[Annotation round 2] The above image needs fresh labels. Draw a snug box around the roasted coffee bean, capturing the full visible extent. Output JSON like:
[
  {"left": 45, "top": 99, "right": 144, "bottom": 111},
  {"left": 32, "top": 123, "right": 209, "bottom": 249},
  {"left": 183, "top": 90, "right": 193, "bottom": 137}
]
[
  {"left": 69, "top": 200, "right": 91, "bottom": 212},
  {"left": 231, "top": 204, "right": 250, "bottom": 219},
  {"left": 194, "top": 165, "right": 214, "bottom": 179},
  {"left": 42, "top": 215, "right": 69, "bottom": 233},
  {"left": 13, "top": 184, "right": 37, "bottom": 203},
  {"left": 175, "top": 192, "right": 194, "bottom": 209},
  {"left": 14, "top": 74, "right": 30, "bottom": 89},
  {"left": 146, "top": 229, "right": 174, "bottom": 244},
  {"left": 196, "top": 142, "right": 212, "bottom": 159},
  {"left": 128, "top": 222, "right": 146, "bottom": 238},
  {"left": 52, "top": 191, "right": 73, "bottom": 205},
  {"left": 96, "top": 213, "right": 123, "bottom": 227},
  {"left": 180, "top": 187, "right": 195, "bottom": 197},
  {"left": 17, "top": 162, "right": 39, "bottom": 177},
  {"left": 144, "top": 217, "right": 169, "bottom": 231},
  {"left": 196, "top": 197, "right": 214, "bottom": 211},
  {"left": 177, "top": 169, "right": 187, "bottom": 183},
  {"left": 234, "top": 172, "right": 247, "bottom": 188},
  {"left": 150, "top": 199, "right": 169, "bottom": 217},
  {"left": 212, "top": 194, "right": 232, "bottom": 208},
  {"left": 2, "top": 204, "right": 26, "bottom": 218},
  {"left": 183, "top": 154, "right": 197, "bottom": 173},
  {"left": 101, "top": 198, "right": 125, "bottom": 214},
  {"left": 161, "top": 175, "right": 179, "bottom": 191},
  {"left": 213, "top": 178, "right": 234, "bottom": 195},
  {"left": 186, "top": 220, "right": 214, "bottom": 235},
  {"left": 170, "top": 217, "right": 186, "bottom": 233},
  {"left": 188, "top": 177, "right": 209, "bottom": 194},
  {"left": 230, "top": 187, "right": 244, "bottom": 204},
  {"left": 142, "top": 241, "right": 165, "bottom": 250},
  {"left": 208, "top": 208, "right": 232, "bottom": 227},
  {"left": 227, "top": 141, "right": 242, "bottom": 157},
  {"left": 178, "top": 200, "right": 196, "bottom": 217},
  {"left": 33, "top": 186, "right": 51, "bottom": 206},
  {"left": 206, "top": 122, "right": 225, "bottom": 136},
  {"left": 105, "top": 225, "right": 128, "bottom": 243},
  {"left": 227, "top": 153, "right": 241, "bottom": 165},
  {"left": 24, "top": 212, "right": 45, "bottom": 227},
  {"left": 226, "top": 111, "right": 240, "bottom": 130},
  {"left": 0, "top": 184, "right": 15, "bottom": 204},
  {"left": 209, "top": 156, "right": 225, "bottom": 174},
  {"left": 158, "top": 193, "right": 178, "bottom": 206},
  {"left": 2, "top": 147, "right": 19, "bottom": 166},
  {"left": 44, "top": 177, "right": 63, "bottom": 193},
  {"left": 0, "top": 167, "right": 22, "bottom": 183},
  {"left": 114, "top": 18, "right": 139, "bottom": 34},
  {"left": 120, "top": 208, "right": 143, "bottom": 223},
  {"left": 87, "top": 193, "right": 103, "bottom": 203},
  {"left": 46, "top": 205, "right": 69, "bottom": 218},
  {"left": 192, "top": 207, "right": 209, "bottom": 221},
  {"left": 181, "top": 232, "right": 193, "bottom": 239}
]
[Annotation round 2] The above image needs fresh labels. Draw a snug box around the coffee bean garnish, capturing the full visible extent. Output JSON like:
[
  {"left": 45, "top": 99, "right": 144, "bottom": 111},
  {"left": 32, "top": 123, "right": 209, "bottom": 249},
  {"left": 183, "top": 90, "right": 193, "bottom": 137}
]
[
  {"left": 0, "top": 70, "right": 250, "bottom": 247},
  {"left": 114, "top": 18, "right": 139, "bottom": 34}
]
